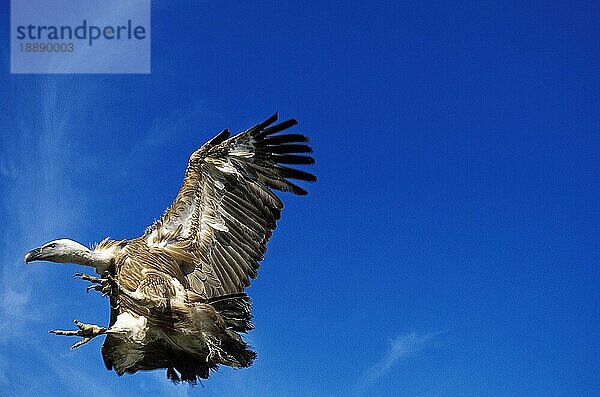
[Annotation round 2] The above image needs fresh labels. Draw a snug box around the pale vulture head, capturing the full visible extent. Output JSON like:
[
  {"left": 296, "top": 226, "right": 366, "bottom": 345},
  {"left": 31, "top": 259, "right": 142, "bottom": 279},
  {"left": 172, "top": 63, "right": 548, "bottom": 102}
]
[{"left": 24, "top": 239, "right": 89, "bottom": 264}]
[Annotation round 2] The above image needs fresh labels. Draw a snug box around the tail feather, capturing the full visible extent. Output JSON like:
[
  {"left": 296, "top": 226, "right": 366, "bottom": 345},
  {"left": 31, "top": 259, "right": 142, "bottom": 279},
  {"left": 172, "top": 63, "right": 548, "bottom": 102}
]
[
  {"left": 205, "top": 330, "right": 256, "bottom": 368},
  {"left": 103, "top": 337, "right": 217, "bottom": 384},
  {"left": 208, "top": 293, "right": 254, "bottom": 332}
]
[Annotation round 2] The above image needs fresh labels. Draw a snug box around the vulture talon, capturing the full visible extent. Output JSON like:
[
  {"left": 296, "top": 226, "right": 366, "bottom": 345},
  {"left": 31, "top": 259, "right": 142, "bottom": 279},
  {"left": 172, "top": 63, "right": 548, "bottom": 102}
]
[
  {"left": 75, "top": 273, "right": 112, "bottom": 295},
  {"left": 50, "top": 320, "right": 107, "bottom": 350},
  {"left": 74, "top": 272, "right": 106, "bottom": 284},
  {"left": 86, "top": 284, "right": 104, "bottom": 294}
]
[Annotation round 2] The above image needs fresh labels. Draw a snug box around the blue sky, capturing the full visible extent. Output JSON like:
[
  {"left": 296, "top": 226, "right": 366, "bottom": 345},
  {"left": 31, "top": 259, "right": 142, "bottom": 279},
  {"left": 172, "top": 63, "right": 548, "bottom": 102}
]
[{"left": 1, "top": 1, "right": 598, "bottom": 396}]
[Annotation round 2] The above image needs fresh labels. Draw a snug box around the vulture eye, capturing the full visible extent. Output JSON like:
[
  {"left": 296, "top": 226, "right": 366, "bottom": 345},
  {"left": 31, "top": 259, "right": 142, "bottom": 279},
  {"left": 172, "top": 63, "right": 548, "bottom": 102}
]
[{"left": 48, "top": 243, "right": 57, "bottom": 249}]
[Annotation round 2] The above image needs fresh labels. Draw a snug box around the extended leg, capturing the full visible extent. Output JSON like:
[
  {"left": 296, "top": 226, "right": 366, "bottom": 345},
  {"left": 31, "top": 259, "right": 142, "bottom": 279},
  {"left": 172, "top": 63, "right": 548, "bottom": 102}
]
[
  {"left": 50, "top": 320, "right": 107, "bottom": 350},
  {"left": 73, "top": 272, "right": 112, "bottom": 295}
]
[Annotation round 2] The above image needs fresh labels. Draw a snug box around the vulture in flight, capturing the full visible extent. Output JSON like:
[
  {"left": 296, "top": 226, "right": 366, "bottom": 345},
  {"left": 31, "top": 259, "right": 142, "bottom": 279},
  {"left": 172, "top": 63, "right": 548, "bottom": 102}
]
[{"left": 24, "top": 114, "right": 315, "bottom": 383}]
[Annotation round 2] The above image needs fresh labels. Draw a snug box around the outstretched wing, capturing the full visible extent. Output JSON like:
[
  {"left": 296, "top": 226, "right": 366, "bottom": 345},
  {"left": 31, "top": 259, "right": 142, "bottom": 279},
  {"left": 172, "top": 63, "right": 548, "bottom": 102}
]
[{"left": 141, "top": 114, "right": 315, "bottom": 298}]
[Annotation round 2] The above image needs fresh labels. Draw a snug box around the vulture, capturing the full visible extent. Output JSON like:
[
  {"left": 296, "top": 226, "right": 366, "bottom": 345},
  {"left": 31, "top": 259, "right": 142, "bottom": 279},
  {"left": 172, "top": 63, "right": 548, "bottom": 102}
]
[{"left": 24, "top": 114, "right": 315, "bottom": 383}]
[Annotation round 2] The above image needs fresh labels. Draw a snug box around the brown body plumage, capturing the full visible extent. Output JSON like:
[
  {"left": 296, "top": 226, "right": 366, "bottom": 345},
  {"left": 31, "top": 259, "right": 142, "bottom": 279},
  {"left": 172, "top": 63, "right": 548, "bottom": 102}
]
[{"left": 24, "top": 114, "right": 315, "bottom": 383}]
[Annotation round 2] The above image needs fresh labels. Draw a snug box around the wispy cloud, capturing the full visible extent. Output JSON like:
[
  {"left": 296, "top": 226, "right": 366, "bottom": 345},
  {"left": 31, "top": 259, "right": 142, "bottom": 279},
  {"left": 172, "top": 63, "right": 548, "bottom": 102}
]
[
  {"left": 0, "top": 78, "right": 90, "bottom": 393},
  {"left": 361, "top": 331, "right": 441, "bottom": 389},
  {"left": 0, "top": 79, "right": 80, "bottom": 342},
  {"left": 0, "top": 77, "right": 142, "bottom": 396},
  {"left": 0, "top": 78, "right": 210, "bottom": 396},
  {"left": 0, "top": 288, "right": 36, "bottom": 344},
  {"left": 43, "top": 351, "right": 107, "bottom": 397}
]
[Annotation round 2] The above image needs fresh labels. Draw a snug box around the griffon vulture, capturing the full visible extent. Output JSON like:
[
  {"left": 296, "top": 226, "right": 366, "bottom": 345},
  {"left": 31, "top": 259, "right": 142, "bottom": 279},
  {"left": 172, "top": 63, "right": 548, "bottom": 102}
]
[{"left": 24, "top": 114, "right": 315, "bottom": 383}]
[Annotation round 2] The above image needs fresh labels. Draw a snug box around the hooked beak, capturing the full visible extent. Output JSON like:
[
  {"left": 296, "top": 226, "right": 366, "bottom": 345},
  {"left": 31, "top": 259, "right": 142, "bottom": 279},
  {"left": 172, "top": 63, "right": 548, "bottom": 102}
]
[{"left": 24, "top": 247, "right": 43, "bottom": 263}]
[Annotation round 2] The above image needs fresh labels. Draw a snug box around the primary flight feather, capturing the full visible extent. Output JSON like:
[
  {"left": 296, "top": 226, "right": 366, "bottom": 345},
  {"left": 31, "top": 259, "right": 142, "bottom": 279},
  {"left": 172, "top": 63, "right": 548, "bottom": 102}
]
[{"left": 24, "top": 114, "right": 315, "bottom": 383}]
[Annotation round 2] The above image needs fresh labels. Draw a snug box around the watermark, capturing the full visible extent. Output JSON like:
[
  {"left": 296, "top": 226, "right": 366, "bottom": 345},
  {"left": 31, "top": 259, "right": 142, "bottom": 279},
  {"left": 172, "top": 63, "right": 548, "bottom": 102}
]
[{"left": 11, "top": 0, "right": 151, "bottom": 74}]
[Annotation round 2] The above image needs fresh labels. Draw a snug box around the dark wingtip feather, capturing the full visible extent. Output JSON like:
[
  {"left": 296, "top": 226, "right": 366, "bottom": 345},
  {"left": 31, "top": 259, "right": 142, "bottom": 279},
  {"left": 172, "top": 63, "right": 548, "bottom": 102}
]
[
  {"left": 262, "top": 134, "right": 309, "bottom": 145},
  {"left": 261, "top": 112, "right": 278, "bottom": 125},
  {"left": 250, "top": 113, "right": 278, "bottom": 133},
  {"left": 267, "top": 180, "right": 309, "bottom": 195},
  {"left": 263, "top": 112, "right": 279, "bottom": 126},
  {"left": 276, "top": 165, "right": 317, "bottom": 182},
  {"left": 244, "top": 113, "right": 279, "bottom": 137},
  {"left": 206, "top": 128, "right": 230, "bottom": 147},
  {"left": 293, "top": 186, "right": 309, "bottom": 195},
  {"left": 268, "top": 144, "right": 313, "bottom": 154},
  {"left": 256, "top": 119, "right": 298, "bottom": 139},
  {"left": 273, "top": 154, "right": 315, "bottom": 165}
]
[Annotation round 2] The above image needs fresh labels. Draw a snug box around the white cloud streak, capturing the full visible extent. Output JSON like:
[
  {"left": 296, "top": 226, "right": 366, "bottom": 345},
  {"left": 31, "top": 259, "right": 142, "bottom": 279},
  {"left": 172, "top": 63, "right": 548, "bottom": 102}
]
[
  {"left": 0, "top": 78, "right": 91, "bottom": 392},
  {"left": 362, "top": 331, "right": 441, "bottom": 388},
  {"left": 0, "top": 78, "right": 211, "bottom": 396},
  {"left": 0, "top": 78, "right": 81, "bottom": 340}
]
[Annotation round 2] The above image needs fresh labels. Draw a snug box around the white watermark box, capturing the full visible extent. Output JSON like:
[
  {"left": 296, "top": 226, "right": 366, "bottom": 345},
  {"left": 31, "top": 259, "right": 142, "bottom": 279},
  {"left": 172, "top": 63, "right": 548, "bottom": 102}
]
[{"left": 11, "top": 0, "right": 151, "bottom": 74}]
